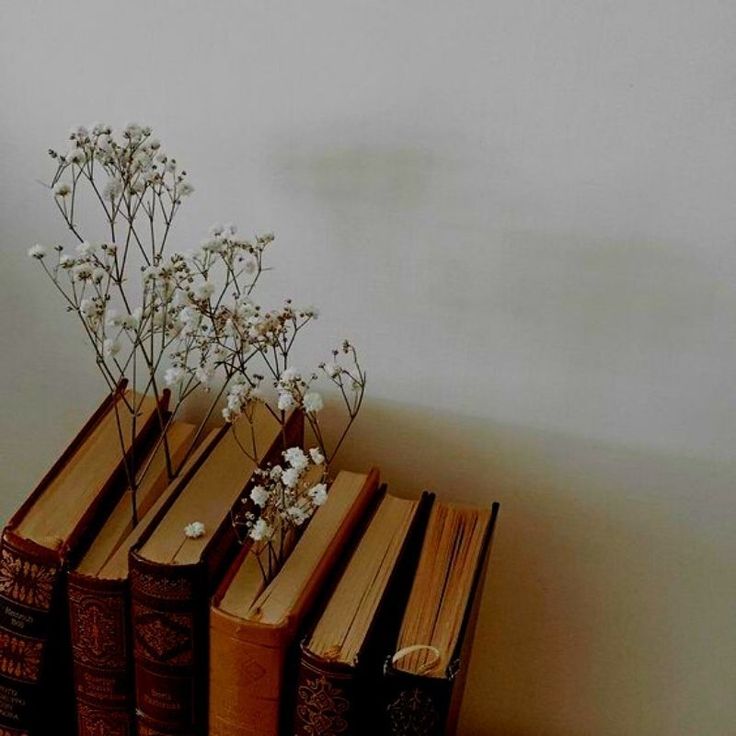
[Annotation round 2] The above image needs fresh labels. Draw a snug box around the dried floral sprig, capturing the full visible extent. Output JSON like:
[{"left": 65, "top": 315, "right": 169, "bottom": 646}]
[{"left": 30, "top": 123, "right": 366, "bottom": 585}]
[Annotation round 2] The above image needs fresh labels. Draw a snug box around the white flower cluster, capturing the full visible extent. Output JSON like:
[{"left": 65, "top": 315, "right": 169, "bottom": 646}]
[
  {"left": 234, "top": 446, "right": 327, "bottom": 546},
  {"left": 30, "top": 123, "right": 368, "bottom": 585},
  {"left": 48, "top": 123, "right": 193, "bottom": 209}
]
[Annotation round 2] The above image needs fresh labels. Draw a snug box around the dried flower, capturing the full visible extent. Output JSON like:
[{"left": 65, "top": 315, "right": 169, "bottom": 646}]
[
  {"left": 249, "top": 518, "right": 270, "bottom": 542},
  {"left": 184, "top": 521, "right": 206, "bottom": 539},
  {"left": 302, "top": 392, "right": 324, "bottom": 414},
  {"left": 308, "top": 483, "right": 328, "bottom": 507},
  {"left": 250, "top": 485, "right": 269, "bottom": 507}
]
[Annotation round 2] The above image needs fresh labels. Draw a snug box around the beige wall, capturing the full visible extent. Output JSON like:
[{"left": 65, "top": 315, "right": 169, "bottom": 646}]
[{"left": 1, "top": 2, "right": 734, "bottom": 733}]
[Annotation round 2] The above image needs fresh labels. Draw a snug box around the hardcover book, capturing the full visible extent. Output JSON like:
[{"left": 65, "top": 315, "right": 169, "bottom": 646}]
[
  {"left": 292, "top": 490, "right": 434, "bottom": 736},
  {"left": 381, "top": 501, "right": 500, "bottom": 736},
  {"left": 67, "top": 420, "right": 200, "bottom": 736},
  {"left": 209, "top": 468, "right": 382, "bottom": 736},
  {"left": 130, "top": 406, "right": 302, "bottom": 736},
  {"left": 0, "top": 387, "right": 161, "bottom": 736}
]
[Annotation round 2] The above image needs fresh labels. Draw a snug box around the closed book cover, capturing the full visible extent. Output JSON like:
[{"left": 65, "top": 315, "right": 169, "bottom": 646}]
[
  {"left": 209, "top": 469, "right": 382, "bottom": 736},
  {"left": 0, "top": 386, "right": 162, "bottom": 736},
  {"left": 381, "top": 501, "right": 500, "bottom": 736},
  {"left": 292, "top": 490, "right": 435, "bottom": 736},
  {"left": 67, "top": 421, "right": 200, "bottom": 736},
  {"left": 130, "top": 408, "right": 303, "bottom": 736}
]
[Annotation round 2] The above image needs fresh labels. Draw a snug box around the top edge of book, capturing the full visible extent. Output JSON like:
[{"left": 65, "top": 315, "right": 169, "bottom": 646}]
[
  {"left": 8, "top": 389, "right": 160, "bottom": 553},
  {"left": 213, "top": 468, "right": 378, "bottom": 631},
  {"left": 135, "top": 403, "right": 283, "bottom": 566}
]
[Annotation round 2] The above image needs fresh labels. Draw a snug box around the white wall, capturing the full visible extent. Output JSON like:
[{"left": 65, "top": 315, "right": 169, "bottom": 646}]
[{"left": 1, "top": 2, "right": 734, "bottom": 733}]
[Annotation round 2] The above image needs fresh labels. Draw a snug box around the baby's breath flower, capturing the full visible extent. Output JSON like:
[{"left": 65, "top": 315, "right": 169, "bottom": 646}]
[
  {"left": 184, "top": 521, "right": 206, "bottom": 539},
  {"left": 308, "top": 483, "right": 328, "bottom": 507},
  {"left": 164, "top": 366, "right": 184, "bottom": 385},
  {"left": 72, "top": 263, "right": 93, "bottom": 281},
  {"left": 54, "top": 182, "right": 71, "bottom": 197},
  {"left": 284, "top": 447, "right": 308, "bottom": 471},
  {"left": 302, "top": 392, "right": 324, "bottom": 414},
  {"left": 309, "top": 448, "right": 325, "bottom": 465},
  {"left": 278, "top": 391, "right": 294, "bottom": 411},
  {"left": 287, "top": 505, "right": 309, "bottom": 526},
  {"left": 280, "top": 367, "right": 300, "bottom": 383},
  {"left": 102, "top": 176, "right": 123, "bottom": 200},
  {"left": 28, "top": 244, "right": 47, "bottom": 259},
  {"left": 76, "top": 241, "right": 96, "bottom": 256},
  {"left": 250, "top": 485, "right": 269, "bottom": 507},
  {"left": 249, "top": 518, "right": 270, "bottom": 542},
  {"left": 194, "top": 282, "right": 215, "bottom": 300},
  {"left": 281, "top": 467, "right": 300, "bottom": 488},
  {"left": 103, "top": 338, "right": 121, "bottom": 357}
]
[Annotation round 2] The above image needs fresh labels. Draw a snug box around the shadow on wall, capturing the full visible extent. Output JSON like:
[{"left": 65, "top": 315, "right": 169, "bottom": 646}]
[{"left": 331, "top": 397, "right": 735, "bottom": 736}]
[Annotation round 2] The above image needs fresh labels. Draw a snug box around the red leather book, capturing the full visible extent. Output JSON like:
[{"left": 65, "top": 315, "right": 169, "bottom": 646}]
[
  {"left": 130, "top": 408, "right": 303, "bottom": 736},
  {"left": 380, "top": 502, "right": 500, "bottom": 736},
  {"left": 67, "top": 421, "right": 200, "bottom": 736},
  {"left": 0, "top": 387, "right": 162, "bottom": 736},
  {"left": 292, "top": 491, "right": 434, "bottom": 736}
]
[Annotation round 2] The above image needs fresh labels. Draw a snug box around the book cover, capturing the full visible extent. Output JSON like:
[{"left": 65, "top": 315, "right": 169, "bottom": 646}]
[
  {"left": 130, "top": 410, "right": 303, "bottom": 736},
  {"left": 0, "top": 386, "right": 163, "bottom": 736},
  {"left": 67, "top": 421, "right": 201, "bottom": 736},
  {"left": 209, "top": 469, "right": 382, "bottom": 736},
  {"left": 380, "top": 502, "right": 500, "bottom": 736},
  {"left": 292, "top": 491, "right": 435, "bottom": 736}
]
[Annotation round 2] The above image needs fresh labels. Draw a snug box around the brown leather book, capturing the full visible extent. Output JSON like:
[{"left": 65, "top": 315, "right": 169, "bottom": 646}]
[
  {"left": 292, "top": 490, "right": 434, "bottom": 736},
  {"left": 0, "top": 387, "right": 162, "bottom": 736},
  {"left": 209, "top": 469, "right": 382, "bottom": 736},
  {"left": 130, "top": 408, "right": 303, "bottom": 736},
  {"left": 67, "top": 421, "right": 201, "bottom": 736},
  {"left": 380, "top": 501, "right": 500, "bottom": 736}
]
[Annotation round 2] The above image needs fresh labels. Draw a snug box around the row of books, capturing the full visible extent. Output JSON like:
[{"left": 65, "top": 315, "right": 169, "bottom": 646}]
[{"left": 0, "top": 388, "right": 498, "bottom": 736}]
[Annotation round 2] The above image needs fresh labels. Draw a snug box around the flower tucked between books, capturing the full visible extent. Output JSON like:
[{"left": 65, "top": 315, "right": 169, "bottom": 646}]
[
  {"left": 28, "top": 122, "right": 367, "bottom": 583},
  {"left": 183, "top": 522, "right": 206, "bottom": 539}
]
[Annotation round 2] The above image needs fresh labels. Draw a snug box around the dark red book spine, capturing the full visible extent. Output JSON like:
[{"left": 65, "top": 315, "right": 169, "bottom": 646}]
[
  {"left": 0, "top": 536, "right": 71, "bottom": 736},
  {"left": 67, "top": 575, "right": 134, "bottom": 736},
  {"left": 131, "top": 412, "right": 304, "bottom": 736}
]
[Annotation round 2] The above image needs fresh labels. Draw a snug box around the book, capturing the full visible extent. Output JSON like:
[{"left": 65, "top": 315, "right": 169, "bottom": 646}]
[
  {"left": 130, "top": 406, "right": 302, "bottom": 736},
  {"left": 381, "top": 501, "right": 500, "bottom": 736},
  {"left": 209, "top": 468, "right": 382, "bottom": 736},
  {"left": 292, "top": 490, "right": 434, "bottom": 736},
  {"left": 0, "top": 387, "right": 161, "bottom": 736},
  {"left": 67, "top": 420, "right": 199, "bottom": 736}
]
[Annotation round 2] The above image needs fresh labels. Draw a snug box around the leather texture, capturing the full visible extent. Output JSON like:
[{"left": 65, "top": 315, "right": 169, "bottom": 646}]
[
  {"left": 130, "top": 412, "right": 304, "bottom": 736},
  {"left": 0, "top": 385, "right": 165, "bottom": 736}
]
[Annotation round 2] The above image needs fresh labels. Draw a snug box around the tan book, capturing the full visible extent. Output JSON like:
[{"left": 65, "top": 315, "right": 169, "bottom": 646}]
[
  {"left": 209, "top": 468, "right": 382, "bottom": 736},
  {"left": 130, "top": 406, "right": 303, "bottom": 736},
  {"left": 292, "top": 490, "right": 434, "bottom": 736}
]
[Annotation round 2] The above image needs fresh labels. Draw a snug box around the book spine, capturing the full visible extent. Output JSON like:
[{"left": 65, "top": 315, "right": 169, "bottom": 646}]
[
  {"left": 208, "top": 619, "right": 289, "bottom": 736},
  {"left": 381, "top": 670, "right": 452, "bottom": 736},
  {"left": 0, "top": 535, "right": 70, "bottom": 736},
  {"left": 130, "top": 560, "right": 204, "bottom": 736},
  {"left": 68, "top": 574, "right": 134, "bottom": 736},
  {"left": 293, "top": 652, "right": 358, "bottom": 736}
]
